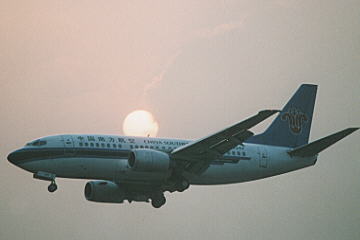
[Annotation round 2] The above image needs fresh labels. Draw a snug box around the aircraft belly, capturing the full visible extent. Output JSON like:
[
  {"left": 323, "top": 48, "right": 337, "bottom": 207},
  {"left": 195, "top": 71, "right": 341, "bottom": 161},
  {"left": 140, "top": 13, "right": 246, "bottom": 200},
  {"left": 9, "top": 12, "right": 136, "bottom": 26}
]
[
  {"left": 188, "top": 160, "right": 260, "bottom": 185},
  {"left": 51, "top": 157, "right": 85, "bottom": 178},
  {"left": 54, "top": 157, "right": 121, "bottom": 180},
  {"left": 188, "top": 148, "right": 316, "bottom": 185},
  {"left": 115, "top": 170, "right": 171, "bottom": 183},
  {"left": 82, "top": 158, "right": 123, "bottom": 180},
  {"left": 19, "top": 159, "right": 51, "bottom": 174},
  {"left": 28, "top": 157, "right": 172, "bottom": 183}
]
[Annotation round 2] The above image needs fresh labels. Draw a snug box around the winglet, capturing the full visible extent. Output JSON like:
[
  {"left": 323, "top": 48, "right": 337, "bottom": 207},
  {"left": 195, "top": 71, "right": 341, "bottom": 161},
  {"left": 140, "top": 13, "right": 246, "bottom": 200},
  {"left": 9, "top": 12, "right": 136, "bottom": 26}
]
[{"left": 288, "top": 127, "right": 359, "bottom": 157}]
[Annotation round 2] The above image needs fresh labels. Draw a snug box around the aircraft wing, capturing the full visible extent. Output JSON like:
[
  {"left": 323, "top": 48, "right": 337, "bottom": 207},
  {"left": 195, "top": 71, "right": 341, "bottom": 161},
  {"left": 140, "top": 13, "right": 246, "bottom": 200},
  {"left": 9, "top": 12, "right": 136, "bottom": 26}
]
[{"left": 171, "top": 110, "right": 279, "bottom": 174}]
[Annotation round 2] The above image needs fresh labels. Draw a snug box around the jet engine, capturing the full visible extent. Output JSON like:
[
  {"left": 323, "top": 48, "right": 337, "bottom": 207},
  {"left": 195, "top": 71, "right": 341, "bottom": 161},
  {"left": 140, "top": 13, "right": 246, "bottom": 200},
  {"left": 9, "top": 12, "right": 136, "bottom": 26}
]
[
  {"left": 128, "top": 149, "right": 173, "bottom": 172},
  {"left": 84, "top": 181, "right": 125, "bottom": 203}
]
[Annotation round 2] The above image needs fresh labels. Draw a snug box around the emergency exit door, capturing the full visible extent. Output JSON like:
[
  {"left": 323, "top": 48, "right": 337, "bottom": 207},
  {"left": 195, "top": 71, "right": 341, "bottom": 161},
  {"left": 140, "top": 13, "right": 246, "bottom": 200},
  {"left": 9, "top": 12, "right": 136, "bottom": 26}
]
[{"left": 258, "top": 146, "right": 268, "bottom": 168}]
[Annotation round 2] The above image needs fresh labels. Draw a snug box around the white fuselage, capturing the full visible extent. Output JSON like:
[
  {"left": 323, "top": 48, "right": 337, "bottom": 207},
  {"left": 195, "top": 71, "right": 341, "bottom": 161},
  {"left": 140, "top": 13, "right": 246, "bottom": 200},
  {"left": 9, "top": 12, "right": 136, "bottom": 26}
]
[{"left": 9, "top": 134, "right": 317, "bottom": 185}]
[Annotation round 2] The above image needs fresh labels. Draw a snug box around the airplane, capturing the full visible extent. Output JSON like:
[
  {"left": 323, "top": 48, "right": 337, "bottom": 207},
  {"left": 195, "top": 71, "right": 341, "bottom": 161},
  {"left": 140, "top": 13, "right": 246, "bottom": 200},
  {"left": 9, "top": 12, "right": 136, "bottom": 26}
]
[{"left": 7, "top": 84, "right": 358, "bottom": 208}]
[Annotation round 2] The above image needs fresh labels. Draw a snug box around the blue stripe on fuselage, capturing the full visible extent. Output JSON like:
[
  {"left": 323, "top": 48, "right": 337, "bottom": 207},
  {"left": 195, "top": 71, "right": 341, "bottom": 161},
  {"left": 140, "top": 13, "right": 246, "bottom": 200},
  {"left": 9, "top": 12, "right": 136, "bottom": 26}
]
[{"left": 8, "top": 147, "right": 131, "bottom": 164}]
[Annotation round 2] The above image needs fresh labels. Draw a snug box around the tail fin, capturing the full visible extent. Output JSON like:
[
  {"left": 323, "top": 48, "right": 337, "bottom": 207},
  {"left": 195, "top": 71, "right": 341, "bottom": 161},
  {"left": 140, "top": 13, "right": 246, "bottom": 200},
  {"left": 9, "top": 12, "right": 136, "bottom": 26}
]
[
  {"left": 246, "top": 84, "right": 317, "bottom": 147},
  {"left": 288, "top": 128, "right": 359, "bottom": 157}
]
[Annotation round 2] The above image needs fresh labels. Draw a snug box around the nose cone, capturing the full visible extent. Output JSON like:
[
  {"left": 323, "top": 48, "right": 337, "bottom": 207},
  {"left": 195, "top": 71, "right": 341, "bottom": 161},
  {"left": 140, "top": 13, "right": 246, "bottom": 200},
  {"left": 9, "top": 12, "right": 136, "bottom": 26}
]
[{"left": 7, "top": 151, "right": 17, "bottom": 164}]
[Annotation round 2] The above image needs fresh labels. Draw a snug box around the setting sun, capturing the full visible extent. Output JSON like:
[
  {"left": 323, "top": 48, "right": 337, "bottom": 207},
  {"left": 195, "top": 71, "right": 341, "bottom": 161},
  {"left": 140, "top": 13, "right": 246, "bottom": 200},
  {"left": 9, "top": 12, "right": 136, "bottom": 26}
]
[{"left": 123, "top": 110, "right": 159, "bottom": 137}]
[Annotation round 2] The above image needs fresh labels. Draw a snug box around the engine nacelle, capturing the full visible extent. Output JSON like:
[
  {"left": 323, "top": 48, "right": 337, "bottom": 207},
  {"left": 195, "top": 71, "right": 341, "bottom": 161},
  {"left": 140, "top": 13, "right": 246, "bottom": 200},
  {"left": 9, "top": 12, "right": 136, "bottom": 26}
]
[
  {"left": 84, "top": 181, "right": 125, "bottom": 203},
  {"left": 128, "top": 149, "right": 172, "bottom": 172}
]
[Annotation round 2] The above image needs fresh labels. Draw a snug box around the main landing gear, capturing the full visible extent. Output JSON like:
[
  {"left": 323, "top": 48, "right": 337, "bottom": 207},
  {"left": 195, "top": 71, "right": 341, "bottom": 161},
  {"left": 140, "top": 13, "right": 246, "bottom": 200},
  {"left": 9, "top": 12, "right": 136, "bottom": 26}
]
[
  {"left": 151, "top": 192, "right": 166, "bottom": 208},
  {"left": 149, "top": 178, "right": 190, "bottom": 208},
  {"left": 33, "top": 171, "right": 58, "bottom": 193},
  {"left": 175, "top": 179, "right": 190, "bottom": 192}
]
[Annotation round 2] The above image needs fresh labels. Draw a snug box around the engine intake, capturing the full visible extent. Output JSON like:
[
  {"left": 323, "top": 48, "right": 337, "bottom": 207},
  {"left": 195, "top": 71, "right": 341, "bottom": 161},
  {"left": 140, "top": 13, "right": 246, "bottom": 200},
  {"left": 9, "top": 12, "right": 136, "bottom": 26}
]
[
  {"left": 84, "top": 181, "right": 125, "bottom": 203},
  {"left": 128, "top": 149, "right": 172, "bottom": 172}
]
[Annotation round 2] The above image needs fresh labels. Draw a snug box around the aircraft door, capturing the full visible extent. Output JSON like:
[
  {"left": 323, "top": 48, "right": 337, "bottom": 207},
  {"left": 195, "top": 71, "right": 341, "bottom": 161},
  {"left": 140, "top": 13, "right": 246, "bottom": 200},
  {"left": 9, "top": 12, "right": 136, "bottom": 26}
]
[
  {"left": 258, "top": 146, "right": 268, "bottom": 168},
  {"left": 62, "top": 135, "right": 75, "bottom": 155}
]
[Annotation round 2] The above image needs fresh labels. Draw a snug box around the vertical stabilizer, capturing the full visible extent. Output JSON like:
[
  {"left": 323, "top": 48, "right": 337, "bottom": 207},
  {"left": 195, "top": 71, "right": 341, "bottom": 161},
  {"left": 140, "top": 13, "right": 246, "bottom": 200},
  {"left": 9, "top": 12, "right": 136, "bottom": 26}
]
[{"left": 246, "top": 84, "right": 317, "bottom": 148}]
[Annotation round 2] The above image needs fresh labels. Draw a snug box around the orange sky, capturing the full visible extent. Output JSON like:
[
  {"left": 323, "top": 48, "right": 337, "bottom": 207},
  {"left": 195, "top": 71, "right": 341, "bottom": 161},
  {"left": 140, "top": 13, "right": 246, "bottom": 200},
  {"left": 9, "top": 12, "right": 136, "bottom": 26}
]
[{"left": 1, "top": 1, "right": 359, "bottom": 240}]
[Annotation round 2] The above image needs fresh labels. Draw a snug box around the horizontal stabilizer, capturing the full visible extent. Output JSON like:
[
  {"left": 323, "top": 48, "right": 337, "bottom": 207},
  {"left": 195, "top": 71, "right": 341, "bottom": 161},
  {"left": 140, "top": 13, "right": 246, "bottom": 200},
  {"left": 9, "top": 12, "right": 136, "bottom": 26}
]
[{"left": 288, "top": 128, "right": 359, "bottom": 157}]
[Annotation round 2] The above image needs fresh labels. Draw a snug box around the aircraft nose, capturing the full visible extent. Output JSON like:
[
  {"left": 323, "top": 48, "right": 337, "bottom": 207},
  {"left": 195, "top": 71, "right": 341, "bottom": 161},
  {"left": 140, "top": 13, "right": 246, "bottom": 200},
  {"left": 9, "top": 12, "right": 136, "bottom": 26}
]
[
  {"left": 7, "top": 151, "right": 17, "bottom": 164},
  {"left": 7, "top": 150, "right": 25, "bottom": 165}
]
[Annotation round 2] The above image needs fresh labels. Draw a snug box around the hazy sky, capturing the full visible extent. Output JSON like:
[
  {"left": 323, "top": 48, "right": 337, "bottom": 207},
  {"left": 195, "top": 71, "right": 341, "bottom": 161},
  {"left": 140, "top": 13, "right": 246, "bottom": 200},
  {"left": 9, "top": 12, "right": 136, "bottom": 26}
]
[{"left": 1, "top": 1, "right": 359, "bottom": 239}]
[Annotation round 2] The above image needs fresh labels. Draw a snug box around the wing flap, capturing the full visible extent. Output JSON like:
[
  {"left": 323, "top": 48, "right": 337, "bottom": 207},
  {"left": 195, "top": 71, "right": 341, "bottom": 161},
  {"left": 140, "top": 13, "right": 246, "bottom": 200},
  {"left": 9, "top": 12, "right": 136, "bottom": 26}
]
[{"left": 209, "top": 130, "right": 254, "bottom": 154}]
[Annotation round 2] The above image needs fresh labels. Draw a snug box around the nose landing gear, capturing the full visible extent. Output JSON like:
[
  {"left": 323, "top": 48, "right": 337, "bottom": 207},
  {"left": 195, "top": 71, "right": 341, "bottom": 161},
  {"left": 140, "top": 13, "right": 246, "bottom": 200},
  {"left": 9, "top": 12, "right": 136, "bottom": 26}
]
[
  {"left": 33, "top": 171, "right": 58, "bottom": 193},
  {"left": 48, "top": 181, "right": 58, "bottom": 193}
]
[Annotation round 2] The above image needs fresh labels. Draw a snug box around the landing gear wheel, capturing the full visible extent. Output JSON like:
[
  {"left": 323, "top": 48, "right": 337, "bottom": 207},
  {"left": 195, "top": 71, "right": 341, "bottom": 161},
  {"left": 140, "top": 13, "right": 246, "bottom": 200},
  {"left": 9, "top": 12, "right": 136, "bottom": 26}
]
[
  {"left": 48, "top": 182, "right": 57, "bottom": 193},
  {"left": 151, "top": 193, "right": 166, "bottom": 208},
  {"left": 176, "top": 179, "right": 190, "bottom": 192}
]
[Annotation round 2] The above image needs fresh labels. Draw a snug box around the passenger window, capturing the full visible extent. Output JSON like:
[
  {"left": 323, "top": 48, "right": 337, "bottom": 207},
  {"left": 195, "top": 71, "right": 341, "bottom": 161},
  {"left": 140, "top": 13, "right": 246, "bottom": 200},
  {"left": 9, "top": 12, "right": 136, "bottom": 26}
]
[
  {"left": 85, "top": 142, "right": 89, "bottom": 147},
  {"left": 90, "top": 143, "right": 94, "bottom": 147},
  {"left": 118, "top": 144, "right": 122, "bottom": 148},
  {"left": 145, "top": 145, "right": 148, "bottom": 149},
  {"left": 107, "top": 143, "right": 110, "bottom": 148},
  {"left": 79, "top": 142, "right": 83, "bottom": 147},
  {"left": 130, "top": 145, "right": 133, "bottom": 149},
  {"left": 140, "top": 145, "right": 144, "bottom": 148},
  {"left": 96, "top": 143, "right": 99, "bottom": 147},
  {"left": 150, "top": 146, "right": 153, "bottom": 149},
  {"left": 113, "top": 144, "right": 117, "bottom": 148},
  {"left": 135, "top": 145, "right": 138, "bottom": 148}
]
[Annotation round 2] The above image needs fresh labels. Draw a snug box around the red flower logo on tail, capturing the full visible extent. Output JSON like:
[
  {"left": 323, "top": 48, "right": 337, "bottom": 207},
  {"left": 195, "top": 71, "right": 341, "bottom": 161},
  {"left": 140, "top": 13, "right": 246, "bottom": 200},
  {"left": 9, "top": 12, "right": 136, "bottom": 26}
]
[{"left": 281, "top": 108, "right": 308, "bottom": 134}]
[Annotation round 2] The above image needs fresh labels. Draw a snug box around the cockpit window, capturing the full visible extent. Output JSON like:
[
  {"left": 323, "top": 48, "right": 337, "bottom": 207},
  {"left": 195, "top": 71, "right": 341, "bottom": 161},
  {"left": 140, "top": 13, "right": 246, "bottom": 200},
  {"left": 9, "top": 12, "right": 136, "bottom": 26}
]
[{"left": 26, "top": 139, "right": 47, "bottom": 146}]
